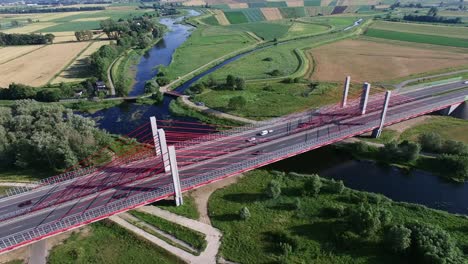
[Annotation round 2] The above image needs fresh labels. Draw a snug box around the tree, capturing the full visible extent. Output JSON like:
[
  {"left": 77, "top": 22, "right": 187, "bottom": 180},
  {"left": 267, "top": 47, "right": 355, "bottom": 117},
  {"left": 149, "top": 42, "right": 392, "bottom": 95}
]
[
  {"left": 328, "top": 179, "right": 345, "bottom": 194},
  {"left": 44, "top": 33, "right": 55, "bottom": 44},
  {"left": 75, "top": 30, "right": 93, "bottom": 42},
  {"left": 239, "top": 207, "right": 251, "bottom": 220},
  {"left": 408, "top": 222, "right": 464, "bottom": 263},
  {"left": 384, "top": 225, "right": 412, "bottom": 253},
  {"left": 234, "top": 77, "right": 246, "bottom": 90},
  {"left": 144, "top": 81, "right": 159, "bottom": 94},
  {"left": 226, "top": 74, "right": 235, "bottom": 88},
  {"left": 436, "top": 154, "right": 468, "bottom": 181},
  {"left": 419, "top": 132, "right": 442, "bottom": 153},
  {"left": 36, "top": 89, "right": 61, "bottom": 102},
  {"left": 304, "top": 174, "right": 322, "bottom": 197},
  {"left": 8, "top": 83, "right": 36, "bottom": 99},
  {"left": 442, "top": 140, "right": 467, "bottom": 155},
  {"left": 428, "top": 6, "right": 438, "bottom": 16},
  {"left": 266, "top": 180, "right": 281, "bottom": 199},
  {"left": 349, "top": 203, "right": 381, "bottom": 236},
  {"left": 398, "top": 140, "right": 420, "bottom": 162},
  {"left": 228, "top": 96, "right": 246, "bottom": 110},
  {"left": 10, "top": 20, "right": 19, "bottom": 27}
]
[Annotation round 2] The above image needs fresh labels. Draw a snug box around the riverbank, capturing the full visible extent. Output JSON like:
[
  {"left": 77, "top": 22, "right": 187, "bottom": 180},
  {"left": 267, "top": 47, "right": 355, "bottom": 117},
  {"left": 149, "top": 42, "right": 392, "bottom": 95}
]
[{"left": 209, "top": 170, "right": 468, "bottom": 263}]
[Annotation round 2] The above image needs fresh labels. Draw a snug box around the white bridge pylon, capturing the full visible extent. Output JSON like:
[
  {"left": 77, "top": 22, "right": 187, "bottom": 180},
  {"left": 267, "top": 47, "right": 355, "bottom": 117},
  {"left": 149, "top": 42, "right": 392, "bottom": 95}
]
[{"left": 149, "top": 116, "right": 183, "bottom": 206}]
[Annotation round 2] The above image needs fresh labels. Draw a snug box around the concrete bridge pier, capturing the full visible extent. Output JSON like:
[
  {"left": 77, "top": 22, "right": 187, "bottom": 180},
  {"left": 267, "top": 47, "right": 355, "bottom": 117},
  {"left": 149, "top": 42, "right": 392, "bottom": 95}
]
[
  {"left": 168, "top": 146, "right": 183, "bottom": 206},
  {"left": 438, "top": 101, "right": 468, "bottom": 120},
  {"left": 360, "top": 82, "right": 371, "bottom": 115},
  {"left": 157, "top": 129, "right": 171, "bottom": 173},
  {"left": 371, "top": 90, "right": 391, "bottom": 138},
  {"left": 150, "top": 116, "right": 160, "bottom": 156},
  {"left": 341, "top": 76, "right": 351, "bottom": 108}
]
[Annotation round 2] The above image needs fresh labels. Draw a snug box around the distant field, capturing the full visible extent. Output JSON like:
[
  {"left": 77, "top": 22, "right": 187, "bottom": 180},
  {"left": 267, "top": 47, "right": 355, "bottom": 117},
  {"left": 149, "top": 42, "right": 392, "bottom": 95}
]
[
  {"left": 365, "top": 28, "right": 468, "bottom": 48},
  {"left": 0, "top": 42, "right": 89, "bottom": 87},
  {"left": 162, "top": 25, "right": 256, "bottom": 80},
  {"left": 228, "top": 21, "right": 291, "bottom": 40},
  {"left": 224, "top": 11, "right": 249, "bottom": 24},
  {"left": 2, "top": 22, "right": 56, "bottom": 33},
  {"left": 298, "top": 16, "right": 357, "bottom": 29},
  {"left": 284, "top": 21, "right": 330, "bottom": 38},
  {"left": 213, "top": 9, "right": 230, "bottom": 25},
  {"left": 370, "top": 21, "right": 468, "bottom": 40},
  {"left": 260, "top": 7, "right": 283, "bottom": 21},
  {"left": 0, "top": 45, "right": 44, "bottom": 64},
  {"left": 53, "top": 39, "right": 111, "bottom": 84},
  {"left": 309, "top": 39, "right": 468, "bottom": 82}
]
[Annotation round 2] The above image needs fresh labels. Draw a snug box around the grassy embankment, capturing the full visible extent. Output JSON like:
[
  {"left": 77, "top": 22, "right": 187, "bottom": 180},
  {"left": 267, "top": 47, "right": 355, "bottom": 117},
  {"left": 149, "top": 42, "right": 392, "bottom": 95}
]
[
  {"left": 130, "top": 210, "right": 207, "bottom": 252},
  {"left": 362, "top": 116, "right": 468, "bottom": 145},
  {"left": 47, "top": 221, "right": 182, "bottom": 263},
  {"left": 169, "top": 98, "right": 245, "bottom": 126},
  {"left": 209, "top": 170, "right": 468, "bottom": 263},
  {"left": 153, "top": 195, "right": 200, "bottom": 220},
  {"left": 160, "top": 24, "right": 258, "bottom": 81}
]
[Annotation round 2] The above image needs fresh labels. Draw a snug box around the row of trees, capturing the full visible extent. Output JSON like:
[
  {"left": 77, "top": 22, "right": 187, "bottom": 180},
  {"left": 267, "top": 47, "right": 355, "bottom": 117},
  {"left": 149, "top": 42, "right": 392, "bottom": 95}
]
[
  {"left": 0, "top": 32, "right": 55, "bottom": 46},
  {"left": 74, "top": 30, "right": 94, "bottom": 42},
  {"left": 403, "top": 14, "right": 462, "bottom": 24},
  {"left": 0, "top": 100, "right": 111, "bottom": 171},
  {"left": 89, "top": 16, "right": 162, "bottom": 96},
  {"left": 0, "top": 6, "right": 105, "bottom": 14}
]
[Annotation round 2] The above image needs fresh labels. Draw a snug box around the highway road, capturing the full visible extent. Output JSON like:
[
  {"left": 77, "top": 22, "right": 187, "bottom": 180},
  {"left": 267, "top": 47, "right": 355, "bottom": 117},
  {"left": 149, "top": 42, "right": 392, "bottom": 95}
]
[{"left": 0, "top": 81, "right": 466, "bottom": 250}]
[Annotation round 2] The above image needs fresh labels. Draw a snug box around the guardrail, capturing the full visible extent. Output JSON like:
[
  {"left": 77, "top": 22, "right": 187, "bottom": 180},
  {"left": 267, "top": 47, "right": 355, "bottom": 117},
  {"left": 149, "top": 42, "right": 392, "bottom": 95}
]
[{"left": 0, "top": 94, "right": 463, "bottom": 253}]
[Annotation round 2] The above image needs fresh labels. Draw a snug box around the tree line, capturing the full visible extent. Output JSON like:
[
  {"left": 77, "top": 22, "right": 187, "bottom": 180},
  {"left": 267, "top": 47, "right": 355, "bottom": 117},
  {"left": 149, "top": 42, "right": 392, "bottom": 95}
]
[
  {"left": 0, "top": 100, "right": 111, "bottom": 171},
  {"left": 89, "top": 15, "right": 162, "bottom": 96},
  {"left": 0, "top": 6, "right": 105, "bottom": 14},
  {"left": 0, "top": 32, "right": 55, "bottom": 46}
]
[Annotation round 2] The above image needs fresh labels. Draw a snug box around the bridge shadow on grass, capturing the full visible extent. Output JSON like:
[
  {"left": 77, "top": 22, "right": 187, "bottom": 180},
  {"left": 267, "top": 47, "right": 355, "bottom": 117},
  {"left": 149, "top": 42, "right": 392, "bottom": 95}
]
[
  {"left": 221, "top": 193, "right": 267, "bottom": 203},
  {"left": 210, "top": 213, "right": 239, "bottom": 222}
]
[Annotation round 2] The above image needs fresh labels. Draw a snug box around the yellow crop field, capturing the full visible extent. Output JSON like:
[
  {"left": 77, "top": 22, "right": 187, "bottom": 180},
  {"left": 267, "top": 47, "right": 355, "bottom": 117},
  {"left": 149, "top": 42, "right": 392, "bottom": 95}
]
[
  {"left": 309, "top": 39, "right": 468, "bottom": 82},
  {"left": 260, "top": 8, "right": 283, "bottom": 20},
  {"left": 73, "top": 16, "right": 110, "bottom": 22},
  {"left": 286, "top": 0, "right": 304, "bottom": 7},
  {"left": 213, "top": 10, "right": 230, "bottom": 25},
  {"left": 0, "top": 45, "right": 44, "bottom": 64},
  {"left": 228, "top": 3, "right": 248, "bottom": 8},
  {"left": 0, "top": 42, "right": 89, "bottom": 87},
  {"left": 2, "top": 22, "right": 56, "bottom": 33},
  {"left": 53, "top": 40, "right": 111, "bottom": 83}
]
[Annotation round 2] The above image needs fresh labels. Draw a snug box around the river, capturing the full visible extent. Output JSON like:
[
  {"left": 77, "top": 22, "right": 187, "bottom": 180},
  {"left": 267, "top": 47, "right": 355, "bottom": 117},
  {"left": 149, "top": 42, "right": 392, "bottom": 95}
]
[{"left": 81, "top": 11, "right": 468, "bottom": 216}]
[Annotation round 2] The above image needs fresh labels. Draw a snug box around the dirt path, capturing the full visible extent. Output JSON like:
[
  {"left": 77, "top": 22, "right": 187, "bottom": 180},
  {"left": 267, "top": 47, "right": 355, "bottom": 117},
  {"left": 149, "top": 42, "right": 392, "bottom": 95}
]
[{"left": 190, "top": 175, "right": 242, "bottom": 225}]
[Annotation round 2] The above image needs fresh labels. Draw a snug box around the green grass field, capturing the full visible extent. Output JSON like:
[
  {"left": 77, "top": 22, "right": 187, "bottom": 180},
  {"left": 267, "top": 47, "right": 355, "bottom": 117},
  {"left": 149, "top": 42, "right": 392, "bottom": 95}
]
[
  {"left": 47, "top": 221, "right": 182, "bottom": 264},
  {"left": 400, "top": 116, "right": 468, "bottom": 144},
  {"left": 162, "top": 25, "right": 256, "bottom": 80},
  {"left": 224, "top": 11, "right": 249, "bottom": 24},
  {"left": 283, "top": 21, "right": 330, "bottom": 39},
  {"left": 209, "top": 170, "right": 468, "bottom": 263},
  {"left": 364, "top": 28, "right": 468, "bottom": 48},
  {"left": 154, "top": 195, "right": 200, "bottom": 220},
  {"left": 205, "top": 27, "right": 359, "bottom": 81},
  {"left": 228, "top": 21, "right": 291, "bottom": 40},
  {"left": 38, "top": 9, "right": 151, "bottom": 32},
  {"left": 194, "top": 81, "right": 367, "bottom": 120},
  {"left": 0, "top": 168, "right": 54, "bottom": 182},
  {"left": 370, "top": 21, "right": 468, "bottom": 40}
]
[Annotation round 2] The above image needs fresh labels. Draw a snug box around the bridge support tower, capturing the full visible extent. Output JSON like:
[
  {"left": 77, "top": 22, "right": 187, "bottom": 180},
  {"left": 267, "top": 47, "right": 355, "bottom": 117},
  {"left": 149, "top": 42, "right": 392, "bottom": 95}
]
[
  {"left": 372, "top": 90, "right": 391, "bottom": 138},
  {"left": 341, "top": 76, "right": 351, "bottom": 108},
  {"left": 168, "top": 146, "right": 183, "bottom": 206},
  {"left": 157, "top": 129, "right": 171, "bottom": 172},
  {"left": 150, "top": 116, "right": 160, "bottom": 156},
  {"left": 360, "top": 82, "right": 371, "bottom": 115}
]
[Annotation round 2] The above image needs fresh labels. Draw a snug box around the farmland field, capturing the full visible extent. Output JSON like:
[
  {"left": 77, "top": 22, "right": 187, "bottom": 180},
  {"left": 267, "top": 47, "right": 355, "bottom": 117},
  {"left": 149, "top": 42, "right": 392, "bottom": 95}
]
[
  {"left": 260, "top": 7, "right": 283, "bottom": 20},
  {"left": 0, "top": 45, "right": 44, "bottom": 64},
  {"left": 365, "top": 28, "right": 468, "bottom": 48},
  {"left": 53, "top": 39, "right": 111, "bottom": 84},
  {"left": 0, "top": 42, "right": 89, "bottom": 87},
  {"left": 242, "top": 8, "right": 266, "bottom": 22},
  {"left": 224, "top": 11, "right": 249, "bottom": 24},
  {"left": 213, "top": 9, "right": 230, "bottom": 25},
  {"left": 279, "top": 7, "right": 307, "bottom": 18},
  {"left": 286, "top": 0, "right": 305, "bottom": 7},
  {"left": 228, "top": 21, "right": 291, "bottom": 40},
  {"left": 309, "top": 39, "right": 468, "bottom": 82},
  {"left": 304, "top": 0, "right": 322, "bottom": 6},
  {"left": 284, "top": 21, "right": 330, "bottom": 39},
  {"left": 370, "top": 21, "right": 468, "bottom": 40}
]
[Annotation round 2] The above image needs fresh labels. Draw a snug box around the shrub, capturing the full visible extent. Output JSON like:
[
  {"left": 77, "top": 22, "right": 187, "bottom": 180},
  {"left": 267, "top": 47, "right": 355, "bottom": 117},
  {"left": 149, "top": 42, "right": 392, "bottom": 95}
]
[
  {"left": 321, "top": 205, "right": 345, "bottom": 218},
  {"left": 303, "top": 174, "right": 322, "bottom": 197},
  {"left": 419, "top": 132, "right": 442, "bottom": 153},
  {"left": 349, "top": 203, "right": 381, "bottom": 236},
  {"left": 156, "top": 77, "right": 170, "bottom": 86},
  {"left": 228, "top": 96, "right": 246, "bottom": 110},
  {"left": 269, "top": 69, "right": 281, "bottom": 76},
  {"left": 266, "top": 180, "right": 281, "bottom": 199},
  {"left": 239, "top": 207, "right": 251, "bottom": 220},
  {"left": 442, "top": 140, "right": 467, "bottom": 155},
  {"left": 327, "top": 179, "right": 345, "bottom": 194},
  {"left": 384, "top": 225, "right": 412, "bottom": 253},
  {"left": 408, "top": 222, "right": 464, "bottom": 263}
]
